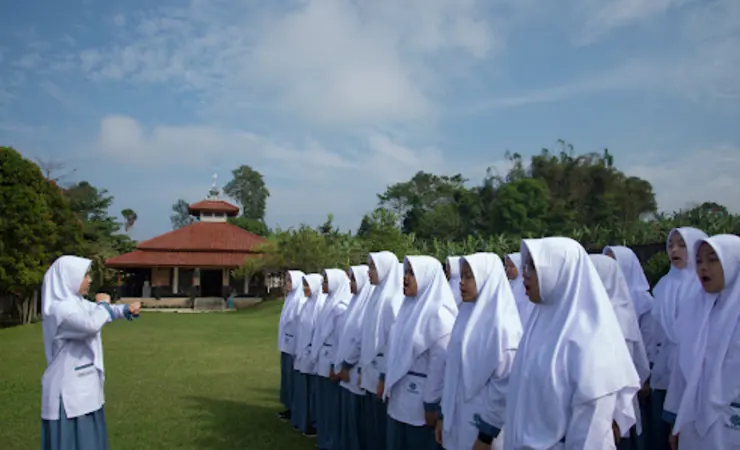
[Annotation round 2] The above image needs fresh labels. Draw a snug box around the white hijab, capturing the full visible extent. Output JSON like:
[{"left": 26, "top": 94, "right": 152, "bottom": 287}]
[
  {"left": 590, "top": 254, "right": 650, "bottom": 383},
  {"left": 295, "top": 274, "right": 326, "bottom": 359},
  {"left": 674, "top": 234, "right": 740, "bottom": 436},
  {"left": 652, "top": 227, "right": 707, "bottom": 345},
  {"left": 504, "top": 237, "right": 640, "bottom": 449},
  {"left": 360, "top": 252, "right": 404, "bottom": 366},
  {"left": 334, "top": 265, "right": 374, "bottom": 366},
  {"left": 42, "top": 256, "right": 95, "bottom": 365},
  {"left": 603, "top": 246, "right": 653, "bottom": 317},
  {"left": 447, "top": 256, "right": 462, "bottom": 305},
  {"left": 442, "top": 253, "right": 522, "bottom": 432},
  {"left": 506, "top": 253, "right": 533, "bottom": 326},
  {"left": 311, "top": 269, "right": 351, "bottom": 360},
  {"left": 278, "top": 270, "right": 306, "bottom": 353},
  {"left": 385, "top": 256, "right": 458, "bottom": 395}
]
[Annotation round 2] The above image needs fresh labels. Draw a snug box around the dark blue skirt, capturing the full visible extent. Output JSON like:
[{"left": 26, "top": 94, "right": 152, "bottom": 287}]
[
  {"left": 364, "top": 392, "right": 388, "bottom": 450},
  {"left": 316, "top": 376, "right": 342, "bottom": 450},
  {"left": 41, "top": 401, "right": 109, "bottom": 450},
  {"left": 279, "top": 352, "right": 293, "bottom": 410},
  {"left": 386, "top": 416, "right": 439, "bottom": 450},
  {"left": 341, "top": 389, "right": 364, "bottom": 450}
]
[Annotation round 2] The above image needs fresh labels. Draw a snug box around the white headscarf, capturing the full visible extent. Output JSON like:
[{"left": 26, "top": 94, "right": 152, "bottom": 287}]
[
  {"left": 42, "top": 256, "right": 94, "bottom": 364},
  {"left": 446, "top": 256, "right": 462, "bottom": 305},
  {"left": 590, "top": 254, "right": 650, "bottom": 383},
  {"left": 360, "top": 252, "right": 404, "bottom": 366},
  {"left": 442, "top": 253, "right": 522, "bottom": 432},
  {"left": 652, "top": 227, "right": 707, "bottom": 345},
  {"left": 674, "top": 234, "right": 740, "bottom": 436},
  {"left": 385, "top": 255, "right": 458, "bottom": 394},
  {"left": 278, "top": 270, "right": 306, "bottom": 353},
  {"left": 310, "top": 269, "right": 351, "bottom": 361},
  {"left": 295, "top": 274, "right": 326, "bottom": 360},
  {"left": 334, "top": 265, "right": 374, "bottom": 366},
  {"left": 603, "top": 246, "right": 653, "bottom": 317},
  {"left": 504, "top": 237, "right": 640, "bottom": 449},
  {"left": 506, "top": 252, "right": 533, "bottom": 326}
]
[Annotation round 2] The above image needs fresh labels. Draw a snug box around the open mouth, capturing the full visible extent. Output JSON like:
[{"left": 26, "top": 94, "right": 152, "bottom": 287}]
[
  {"left": 671, "top": 256, "right": 681, "bottom": 261},
  {"left": 700, "top": 275, "right": 711, "bottom": 283}
]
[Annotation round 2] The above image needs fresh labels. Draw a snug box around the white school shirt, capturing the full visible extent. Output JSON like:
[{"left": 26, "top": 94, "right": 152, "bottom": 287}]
[{"left": 41, "top": 301, "right": 128, "bottom": 420}]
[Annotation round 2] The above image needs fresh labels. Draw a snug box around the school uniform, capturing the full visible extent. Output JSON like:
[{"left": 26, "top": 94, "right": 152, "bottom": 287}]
[
  {"left": 312, "top": 269, "right": 351, "bottom": 450},
  {"left": 592, "top": 254, "right": 651, "bottom": 450},
  {"left": 664, "top": 234, "right": 740, "bottom": 449},
  {"left": 504, "top": 238, "right": 641, "bottom": 450},
  {"left": 506, "top": 253, "right": 534, "bottom": 328},
  {"left": 446, "top": 256, "right": 462, "bottom": 306},
  {"left": 384, "top": 256, "right": 458, "bottom": 450},
  {"left": 334, "top": 265, "right": 375, "bottom": 450},
  {"left": 277, "top": 270, "right": 306, "bottom": 415},
  {"left": 291, "top": 274, "right": 326, "bottom": 435},
  {"left": 440, "top": 253, "right": 522, "bottom": 450},
  {"left": 358, "top": 253, "right": 404, "bottom": 450},
  {"left": 40, "top": 256, "right": 136, "bottom": 450},
  {"left": 650, "top": 227, "right": 707, "bottom": 450}
]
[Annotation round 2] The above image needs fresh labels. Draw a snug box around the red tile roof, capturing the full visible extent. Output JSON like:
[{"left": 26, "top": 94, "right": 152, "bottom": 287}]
[
  {"left": 188, "top": 200, "right": 239, "bottom": 216},
  {"left": 105, "top": 221, "right": 268, "bottom": 269},
  {"left": 106, "top": 250, "right": 261, "bottom": 268}
]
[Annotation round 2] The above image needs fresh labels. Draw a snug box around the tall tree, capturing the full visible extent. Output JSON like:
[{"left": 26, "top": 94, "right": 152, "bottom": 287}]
[
  {"left": 223, "top": 165, "right": 270, "bottom": 222},
  {"left": 170, "top": 199, "right": 196, "bottom": 229}
]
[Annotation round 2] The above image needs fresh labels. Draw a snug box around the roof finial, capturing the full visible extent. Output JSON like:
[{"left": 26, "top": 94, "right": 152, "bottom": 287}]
[{"left": 207, "top": 172, "right": 220, "bottom": 199}]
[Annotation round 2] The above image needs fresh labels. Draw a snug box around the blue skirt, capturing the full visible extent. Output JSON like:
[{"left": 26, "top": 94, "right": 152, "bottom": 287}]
[
  {"left": 364, "top": 392, "right": 388, "bottom": 450},
  {"left": 316, "top": 376, "right": 342, "bottom": 450},
  {"left": 341, "top": 389, "right": 364, "bottom": 450},
  {"left": 386, "top": 416, "right": 439, "bottom": 450},
  {"left": 649, "top": 389, "right": 671, "bottom": 450},
  {"left": 290, "top": 371, "right": 314, "bottom": 433},
  {"left": 279, "top": 352, "right": 293, "bottom": 410},
  {"left": 41, "top": 401, "right": 109, "bottom": 450}
]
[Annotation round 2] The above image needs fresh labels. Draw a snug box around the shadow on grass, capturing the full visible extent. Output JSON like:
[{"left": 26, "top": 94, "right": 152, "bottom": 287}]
[{"left": 184, "top": 396, "right": 313, "bottom": 450}]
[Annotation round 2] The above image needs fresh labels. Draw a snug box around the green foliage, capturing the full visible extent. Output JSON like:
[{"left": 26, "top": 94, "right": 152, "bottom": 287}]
[
  {"left": 170, "top": 198, "right": 196, "bottom": 229},
  {"left": 223, "top": 165, "right": 270, "bottom": 222}
]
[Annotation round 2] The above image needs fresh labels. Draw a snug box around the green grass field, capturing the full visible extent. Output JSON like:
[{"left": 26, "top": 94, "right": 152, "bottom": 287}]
[{"left": 0, "top": 301, "right": 315, "bottom": 450}]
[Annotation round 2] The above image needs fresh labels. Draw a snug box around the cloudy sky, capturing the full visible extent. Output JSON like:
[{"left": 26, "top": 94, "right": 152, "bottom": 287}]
[{"left": 1, "top": 0, "right": 739, "bottom": 240}]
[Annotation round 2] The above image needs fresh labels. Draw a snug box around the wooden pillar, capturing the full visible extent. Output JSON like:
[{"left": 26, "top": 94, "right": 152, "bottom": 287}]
[{"left": 173, "top": 267, "right": 179, "bottom": 294}]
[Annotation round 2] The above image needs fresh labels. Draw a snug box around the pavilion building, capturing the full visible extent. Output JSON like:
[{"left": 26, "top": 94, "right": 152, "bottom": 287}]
[{"left": 105, "top": 185, "right": 268, "bottom": 299}]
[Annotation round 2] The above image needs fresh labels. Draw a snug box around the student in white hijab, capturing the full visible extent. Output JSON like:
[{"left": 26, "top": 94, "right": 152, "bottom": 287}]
[
  {"left": 277, "top": 270, "right": 306, "bottom": 421},
  {"left": 591, "top": 254, "right": 651, "bottom": 450},
  {"left": 384, "top": 255, "right": 458, "bottom": 450},
  {"left": 312, "top": 268, "right": 352, "bottom": 450},
  {"left": 504, "top": 237, "right": 641, "bottom": 450},
  {"left": 437, "top": 253, "right": 522, "bottom": 450},
  {"left": 663, "top": 234, "right": 740, "bottom": 450},
  {"left": 359, "top": 251, "right": 404, "bottom": 450},
  {"left": 40, "top": 256, "right": 141, "bottom": 450},
  {"left": 291, "top": 273, "right": 326, "bottom": 437},
  {"left": 334, "top": 265, "right": 374, "bottom": 450},
  {"left": 505, "top": 253, "right": 533, "bottom": 327},
  {"left": 650, "top": 227, "right": 707, "bottom": 450},
  {"left": 445, "top": 256, "right": 463, "bottom": 306}
]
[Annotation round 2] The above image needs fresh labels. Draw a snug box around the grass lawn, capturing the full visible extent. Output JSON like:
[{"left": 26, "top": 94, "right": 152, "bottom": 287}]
[{"left": 0, "top": 301, "right": 315, "bottom": 450}]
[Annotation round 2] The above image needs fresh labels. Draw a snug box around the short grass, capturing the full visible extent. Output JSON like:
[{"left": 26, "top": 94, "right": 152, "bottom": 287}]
[{"left": 0, "top": 301, "right": 314, "bottom": 450}]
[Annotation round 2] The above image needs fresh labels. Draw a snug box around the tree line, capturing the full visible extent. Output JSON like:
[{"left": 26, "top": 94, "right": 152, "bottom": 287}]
[{"left": 0, "top": 147, "right": 136, "bottom": 324}]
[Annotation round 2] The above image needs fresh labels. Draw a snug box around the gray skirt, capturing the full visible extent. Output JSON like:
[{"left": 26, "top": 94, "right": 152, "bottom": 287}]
[{"left": 41, "top": 400, "right": 109, "bottom": 450}]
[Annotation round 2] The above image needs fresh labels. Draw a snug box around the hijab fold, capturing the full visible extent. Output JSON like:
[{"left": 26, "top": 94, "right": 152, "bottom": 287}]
[
  {"left": 674, "top": 234, "right": 740, "bottom": 436},
  {"left": 447, "top": 256, "right": 462, "bottom": 305},
  {"left": 504, "top": 238, "right": 640, "bottom": 449},
  {"left": 310, "top": 269, "right": 351, "bottom": 362},
  {"left": 295, "top": 274, "right": 326, "bottom": 360},
  {"left": 603, "top": 246, "right": 653, "bottom": 317},
  {"left": 334, "top": 266, "right": 374, "bottom": 366},
  {"left": 506, "top": 253, "right": 533, "bottom": 327},
  {"left": 385, "top": 256, "right": 458, "bottom": 394},
  {"left": 360, "top": 252, "right": 404, "bottom": 366}
]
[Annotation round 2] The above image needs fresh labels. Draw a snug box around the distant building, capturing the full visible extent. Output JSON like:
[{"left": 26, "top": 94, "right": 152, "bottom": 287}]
[{"left": 105, "top": 179, "right": 269, "bottom": 299}]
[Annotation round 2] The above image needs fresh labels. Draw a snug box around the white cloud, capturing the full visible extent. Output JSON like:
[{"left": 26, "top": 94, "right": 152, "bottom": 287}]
[
  {"left": 575, "top": 0, "right": 687, "bottom": 44},
  {"left": 627, "top": 144, "right": 740, "bottom": 214}
]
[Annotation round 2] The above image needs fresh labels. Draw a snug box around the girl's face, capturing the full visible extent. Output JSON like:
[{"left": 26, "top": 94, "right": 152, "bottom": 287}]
[
  {"left": 368, "top": 259, "right": 380, "bottom": 285},
  {"left": 350, "top": 272, "right": 358, "bottom": 294},
  {"left": 322, "top": 272, "right": 330, "bottom": 294},
  {"left": 504, "top": 257, "right": 519, "bottom": 280},
  {"left": 604, "top": 249, "right": 615, "bottom": 260},
  {"left": 522, "top": 255, "right": 541, "bottom": 303},
  {"left": 303, "top": 279, "right": 312, "bottom": 298},
  {"left": 459, "top": 260, "right": 477, "bottom": 302},
  {"left": 668, "top": 232, "right": 688, "bottom": 269},
  {"left": 79, "top": 272, "right": 92, "bottom": 296},
  {"left": 403, "top": 265, "right": 418, "bottom": 296},
  {"left": 696, "top": 242, "right": 724, "bottom": 293},
  {"left": 444, "top": 262, "right": 451, "bottom": 281},
  {"left": 283, "top": 273, "right": 293, "bottom": 294}
]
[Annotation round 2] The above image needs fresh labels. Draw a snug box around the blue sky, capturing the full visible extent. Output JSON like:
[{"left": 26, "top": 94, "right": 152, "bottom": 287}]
[{"left": 1, "top": 0, "right": 739, "bottom": 241}]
